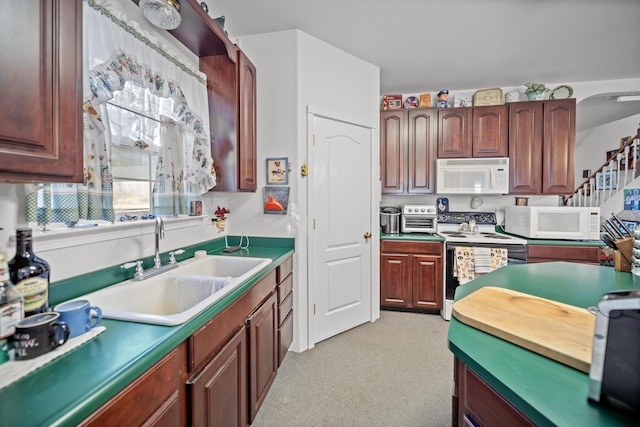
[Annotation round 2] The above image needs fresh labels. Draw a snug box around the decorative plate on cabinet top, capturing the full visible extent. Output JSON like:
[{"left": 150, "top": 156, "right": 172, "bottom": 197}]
[
  {"left": 405, "top": 96, "right": 419, "bottom": 109},
  {"left": 549, "top": 85, "right": 573, "bottom": 100}
]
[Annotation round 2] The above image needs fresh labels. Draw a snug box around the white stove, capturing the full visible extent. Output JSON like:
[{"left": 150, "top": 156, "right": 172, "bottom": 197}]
[
  {"left": 438, "top": 212, "right": 528, "bottom": 320},
  {"left": 437, "top": 212, "right": 527, "bottom": 245}
]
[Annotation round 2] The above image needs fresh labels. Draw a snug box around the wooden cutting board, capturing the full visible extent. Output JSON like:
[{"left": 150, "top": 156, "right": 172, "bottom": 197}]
[{"left": 452, "top": 287, "right": 596, "bottom": 373}]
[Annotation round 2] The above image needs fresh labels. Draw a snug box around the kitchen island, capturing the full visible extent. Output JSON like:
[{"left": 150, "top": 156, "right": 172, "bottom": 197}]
[
  {"left": 448, "top": 262, "right": 639, "bottom": 426},
  {"left": 0, "top": 236, "right": 294, "bottom": 427}
]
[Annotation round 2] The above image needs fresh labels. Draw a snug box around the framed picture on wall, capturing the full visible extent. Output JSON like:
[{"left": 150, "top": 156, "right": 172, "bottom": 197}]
[
  {"left": 266, "top": 157, "right": 288, "bottom": 185},
  {"left": 596, "top": 170, "right": 617, "bottom": 190}
]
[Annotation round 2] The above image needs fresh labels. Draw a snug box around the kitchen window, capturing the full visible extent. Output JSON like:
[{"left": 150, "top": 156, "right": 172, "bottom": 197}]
[{"left": 25, "top": 0, "right": 215, "bottom": 230}]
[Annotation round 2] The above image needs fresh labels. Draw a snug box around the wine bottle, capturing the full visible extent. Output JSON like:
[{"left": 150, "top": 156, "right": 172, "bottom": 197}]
[
  {"left": 9, "top": 229, "right": 50, "bottom": 317},
  {"left": 0, "top": 252, "right": 24, "bottom": 340}
]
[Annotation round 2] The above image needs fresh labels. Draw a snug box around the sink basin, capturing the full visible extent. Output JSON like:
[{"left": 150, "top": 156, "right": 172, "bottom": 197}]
[{"left": 75, "top": 255, "right": 272, "bottom": 326}]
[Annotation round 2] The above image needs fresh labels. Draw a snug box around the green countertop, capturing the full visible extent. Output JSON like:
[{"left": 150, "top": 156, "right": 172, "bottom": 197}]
[
  {"left": 448, "top": 262, "right": 639, "bottom": 426},
  {"left": 380, "top": 232, "right": 444, "bottom": 242},
  {"left": 0, "top": 236, "right": 294, "bottom": 427}
]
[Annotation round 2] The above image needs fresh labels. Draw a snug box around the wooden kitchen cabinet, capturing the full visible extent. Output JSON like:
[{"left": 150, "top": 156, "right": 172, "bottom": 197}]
[
  {"left": 201, "top": 47, "right": 258, "bottom": 192},
  {"left": 0, "top": 0, "right": 83, "bottom": 183},
  {"left": 452, "top": 357, "right": 536, "bottom": 427},
  {"left": 472, "top": 105, "right": 509, "bottom": 157},
  {"left": 87, "top": 260, "right": 291, "bottom": 427},
  {"left": 380, "top": 109, "right": 437, "bottom": 194},
  {"left": 189, "top": 326, "right": 248, "bottom": 427},
  {"left": 276, "top": 256, "right": 294, "bottom": 366},
  {"left": 380, "top": 240, "right": 443, "bottom": 310},
  {"left": 437, "top": 107, "right": 472, "bottom": 158},
  {"left": 248, "top": 292, "right": 278, "bottom": 423},
  {"left": 509, "top": 99, "right": 575, "bottom": 195},
  {"left": 79, "top": 343, "right": 188, "bottom": 427},
  {"left": 437, "top": 105, "right": 507, "bottom": 159},
  {"left": 527, "top": 244, "right": 601, "bottom": 265}
]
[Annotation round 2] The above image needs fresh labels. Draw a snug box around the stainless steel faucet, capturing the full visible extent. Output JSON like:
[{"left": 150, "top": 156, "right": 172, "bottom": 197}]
[
  {"left": 154, "top": 216, "right": 165, "bottom": 268},
  {"left": 120, "top": 216, "right": 185, "bottom": 280}
]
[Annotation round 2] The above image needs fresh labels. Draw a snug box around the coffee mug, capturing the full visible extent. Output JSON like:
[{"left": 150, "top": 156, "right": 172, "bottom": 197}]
[
  {"left": 14, "top": 312, "right": 70, "bottom": 360},
  {"left": 54, "top": 300, "right": 102, "bottom": 339}
]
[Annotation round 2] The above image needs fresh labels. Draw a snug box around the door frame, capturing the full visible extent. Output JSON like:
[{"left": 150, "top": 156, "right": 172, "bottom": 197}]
[{"left": 305, "top": 106, "right": 380, "bottom": 349}]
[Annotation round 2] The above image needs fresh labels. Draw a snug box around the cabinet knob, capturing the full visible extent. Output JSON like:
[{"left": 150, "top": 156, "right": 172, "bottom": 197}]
[{"left": 364, "top": 232, "right": 372, "bottom": 239}]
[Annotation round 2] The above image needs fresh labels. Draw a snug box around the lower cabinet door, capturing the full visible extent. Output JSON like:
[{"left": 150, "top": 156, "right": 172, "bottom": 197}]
[
  {"left": 248, "top": 292, "right": 278, "bottom": 423},
  {"left": 188, "top": 326, "right": 248, "bottom": 427},
  {"left": 412, "top": 254, "right": 443, "bottom": 309}
]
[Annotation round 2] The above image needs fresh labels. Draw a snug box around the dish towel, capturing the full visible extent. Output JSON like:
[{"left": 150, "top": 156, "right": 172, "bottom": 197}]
[
  {"left": 473, "top": 247, "right": 492, "bottom": 274},
  {"left": 454, "top": 247, "right": 510, "bottom": 285},
  {"left": 454, "top": 246, "right": 475, "bottom": 285}
]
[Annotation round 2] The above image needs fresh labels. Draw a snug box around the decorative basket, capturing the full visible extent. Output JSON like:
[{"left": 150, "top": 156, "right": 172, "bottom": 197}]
[{"left": 473, "top": 88, "right": 503, "bottom": 106}]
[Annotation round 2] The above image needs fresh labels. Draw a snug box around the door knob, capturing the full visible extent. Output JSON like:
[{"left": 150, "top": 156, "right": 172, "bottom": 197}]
[{"left": 364, "top": 232, "right": 372, "bottom": 239}]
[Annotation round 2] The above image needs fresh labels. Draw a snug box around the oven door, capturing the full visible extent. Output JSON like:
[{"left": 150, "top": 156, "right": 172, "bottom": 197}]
[{"left": 443, "top": 242, "right": 527, "bottom": 320}]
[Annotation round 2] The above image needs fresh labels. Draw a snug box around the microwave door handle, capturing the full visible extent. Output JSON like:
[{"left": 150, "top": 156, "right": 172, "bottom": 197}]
[{"left": 489, "top": 168, "right": 494, "bottom": 188}]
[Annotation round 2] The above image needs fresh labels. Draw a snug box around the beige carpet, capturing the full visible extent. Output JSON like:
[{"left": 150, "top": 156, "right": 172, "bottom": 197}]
[{"left": 252, "top": 310, "right": 453, "bottom": 427}]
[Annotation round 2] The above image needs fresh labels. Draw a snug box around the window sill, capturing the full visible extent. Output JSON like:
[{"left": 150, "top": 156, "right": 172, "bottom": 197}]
[{"left": 27, "top": 215, "right": 209, "bottom": 252}]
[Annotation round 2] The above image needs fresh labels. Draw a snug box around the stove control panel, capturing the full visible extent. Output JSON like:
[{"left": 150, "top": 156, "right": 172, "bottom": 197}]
[
  {"left": 402, "top": 205, "right": 437, "bottom": 215},
  {"left": 438, "top": 212, "right": 497, "bottom": 225}
]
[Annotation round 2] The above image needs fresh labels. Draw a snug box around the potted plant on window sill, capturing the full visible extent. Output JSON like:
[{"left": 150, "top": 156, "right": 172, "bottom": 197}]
[{"left": 524, "top": 83, "right": 549, "bottom": 101}]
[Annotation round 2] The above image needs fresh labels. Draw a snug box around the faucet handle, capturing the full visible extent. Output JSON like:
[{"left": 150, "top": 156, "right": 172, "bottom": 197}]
[
  {"left": 122, "top": 260, "right": 145, "bottom": 279},
  {"left": 169, "top": 249, "right": 185, "bottom": 264}
]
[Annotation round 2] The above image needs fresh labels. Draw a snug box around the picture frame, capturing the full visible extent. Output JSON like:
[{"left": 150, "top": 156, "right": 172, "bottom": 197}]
[
  {"left": 266, "top": 157, "right": 288, "bottom": 185},
  {"left": 596, "top": 170, "right": 617, "bottom": 190},
  {"left": 620, "top": 136, "right": 632, "bottom": 149},
  {"left": 263, "top": 186, "right": 289, "bottom": 214}
]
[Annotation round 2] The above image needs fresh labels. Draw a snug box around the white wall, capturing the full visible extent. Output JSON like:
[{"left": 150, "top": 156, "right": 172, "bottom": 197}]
[{"left": 575, "top": 114, "right": 640, "bottom": 185}]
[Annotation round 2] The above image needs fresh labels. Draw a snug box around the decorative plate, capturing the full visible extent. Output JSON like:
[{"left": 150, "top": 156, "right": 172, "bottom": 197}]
[
  {"left": 473, "top": 88, "right": 503, "bottom": 106},
  {"left": 405, "top": 96, "right": 419, "bottom": 109},
  {"left": 550, "top": 85, "right": 573, "bottom": 100}
]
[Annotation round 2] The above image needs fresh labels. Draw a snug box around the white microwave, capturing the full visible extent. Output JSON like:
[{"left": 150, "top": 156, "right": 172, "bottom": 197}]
[
  {"left": 436, "top": 157, "right": 509, "bottom": 194},
  {"left": 504, "top": 206, "right": 601, "bottom": 240}
]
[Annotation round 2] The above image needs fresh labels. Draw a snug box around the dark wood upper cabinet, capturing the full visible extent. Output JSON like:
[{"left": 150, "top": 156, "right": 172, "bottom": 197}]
[
  {"left": 0, "top": 0, "right": 83, "bottom": 183},
  {"left": 437, "top": 108, "right": 472, "bottom": 158},
  {"left": 380, "top": 110, "right": 406, "bottom": 194},
  {"left": 407, "top": 109, "right": 437, "bottom": 194},
  {"left": 380, "top": 109, "right": 436, "bottom": 195},
  {"left": 237, "top": 51, "right": 258, "bottom": 191},
  {"left": 437, "top": 105, "right": 508, "bottom": 158},
  {"left": 509, "top": 99, "right": 575, "bottom": 194},
  {"left": 472, "top": 105, "right": 508, "bottom": 157}
]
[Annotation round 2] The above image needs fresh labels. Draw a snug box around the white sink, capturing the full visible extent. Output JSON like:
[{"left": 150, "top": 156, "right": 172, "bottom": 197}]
[{"left": 75, "top": 255, "right": 272, "bottom": 326}]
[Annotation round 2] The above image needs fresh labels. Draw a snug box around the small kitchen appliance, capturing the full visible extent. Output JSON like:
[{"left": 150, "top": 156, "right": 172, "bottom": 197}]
[
  {"left": 380, "top": 206, "right": 401, "bottom": 234},
  {"left": 436, "top": 157, "right": 509, "bottom": 195},
  {"left": 400, "top": 205, "right": 437, "bottom": 234},
  {"left": 588, "top": 290, "right": 640, "bottom": 413},
  {"left": 438, "top": 211, "right": 527, "bottom": 320},
  {"left": 504, "top": 205, "right": 600, "bottom": 240}
]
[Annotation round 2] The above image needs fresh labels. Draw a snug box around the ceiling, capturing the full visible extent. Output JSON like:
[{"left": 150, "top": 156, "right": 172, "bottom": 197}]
[{"left": 205, "top": 0, "right": 640, "bottom": 132}]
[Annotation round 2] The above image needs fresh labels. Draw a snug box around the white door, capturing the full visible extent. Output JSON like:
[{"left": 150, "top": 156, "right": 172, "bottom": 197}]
[{"left": 309, "top": 111, "right": 374, "bottom": 345}]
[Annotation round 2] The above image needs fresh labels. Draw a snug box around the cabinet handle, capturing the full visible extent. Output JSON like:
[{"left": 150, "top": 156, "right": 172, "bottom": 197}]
[{"left": 364, "top": 232, "right": 372, "bottom": 239}]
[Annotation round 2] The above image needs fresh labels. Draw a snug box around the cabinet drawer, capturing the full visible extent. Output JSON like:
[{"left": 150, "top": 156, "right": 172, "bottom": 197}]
[
  {"left": 381, "top": 240, "right": 443, "bottom": 255},
  {"left": 278, "top": 290, "right": 293, "bottom": 326},
  {"left": 278, "top": 273, "right": 293, "bottom": 305},
  {"left": 527, "top": 245, "right": 600, "bottom": 264},
  {"left": 278, "top": 310, "right": 293, "bottom": 367},
  {"left": 80, "top": 345, "right": 184, "bottom": 427},
  {"left": 460, "top": 362, "right": 535, "bottom": 427},
  {"left": 277, "top": 256, "right": 293, "bottom": 283}
]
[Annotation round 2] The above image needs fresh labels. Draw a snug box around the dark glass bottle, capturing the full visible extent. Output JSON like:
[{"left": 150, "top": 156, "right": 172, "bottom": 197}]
[{"left": 8, "top": 229, "right": 50, "bottom": 317}]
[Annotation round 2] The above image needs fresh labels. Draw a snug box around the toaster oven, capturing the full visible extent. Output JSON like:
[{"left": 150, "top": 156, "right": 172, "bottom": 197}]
[{"left": 401, "top": 205, "right": 437, "bottom": 233}]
